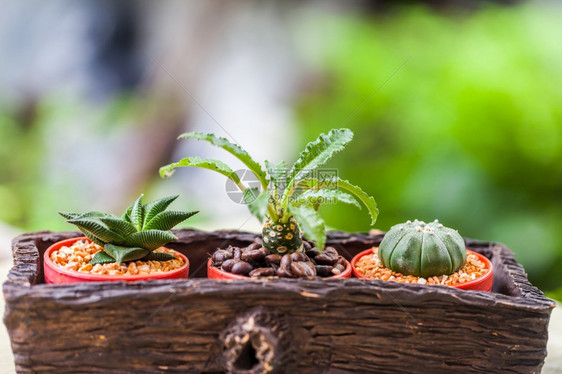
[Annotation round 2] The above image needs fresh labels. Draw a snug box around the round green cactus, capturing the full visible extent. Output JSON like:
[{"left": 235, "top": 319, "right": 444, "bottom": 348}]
[
  {"left": 378, "top": 219, "right": 467, "bottom": 278},
  {"left": 262, "top": 216, "right": 303, "bottom": 255}
]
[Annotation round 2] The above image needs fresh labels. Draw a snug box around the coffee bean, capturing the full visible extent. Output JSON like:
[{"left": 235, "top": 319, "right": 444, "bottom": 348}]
[
  {"left": 290, "top": 252, "right": 308, "bottom": 262},
  {"left": 290, "top": 261, "right": 317, "bottom": 277},
  {"left": 212, "top": 249, "right": 233, "bottom": 266},
  {"left": 277, "top": 268, "right": 294, "bottom": 278},
  {"left": 331, "top": 263, "right": 345, "bottom": 275},
  {"left": 315, "top": 247, "right": 339, "bottom": 265},
  {"left": 260, "top": 247, "right": 271, "bottom": 256},
  {"left": 246, "top": 242, "right": 261, "bottom": 251},
  {"left": 336, "top": 256, "right": 347, "bottom": 267},
  {"left": 221, "top": 259, "right": 237, "bottom": 272},
  {"left": 230, "top": 260, "right": 253, "bottom": 275},
  {"left": 315, "top": 265, "right": 333, "bottom": 277},
  {"left": 303, "top": 241, "right": 312, "bottom": 251},
  {"left": 280, "top": 254, "right": 292, "bottom": 270},
  {"left": 241, "top": 249, "right": 266, "bottom": 262},
  {"left": 306, "top": 247, "right": 320, "bottom": 258},
  {"left": 265, "top": 254, "right": 282, "bottom": 266},
  {"left": 233, "top": 247, "right": 242, "bottom": 260},
  {"left": 249, "top": 268, "right": 276, "bottom": 277}
]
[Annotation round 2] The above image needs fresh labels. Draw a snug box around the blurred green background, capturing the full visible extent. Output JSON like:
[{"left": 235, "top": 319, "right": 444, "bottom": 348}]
[{"left": 0, "top": 1, "right": 561, "bottom": 298}]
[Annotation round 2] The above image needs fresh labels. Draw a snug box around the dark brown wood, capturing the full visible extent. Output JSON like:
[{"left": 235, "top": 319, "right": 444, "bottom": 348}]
[
  {"left": 220, "top": 307, "right": 297, "bottom": 374},
  {"left": 3, "top": 230, "right": 556, "bottom": 373}
]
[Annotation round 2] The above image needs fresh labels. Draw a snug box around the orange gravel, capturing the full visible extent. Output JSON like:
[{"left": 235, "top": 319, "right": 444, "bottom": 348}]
[
  {"left": 354, "top": 247, "right": 489, "bottom": 286},
  {"left": 50, "top": 239, "right": 184, "bottom": 276}
]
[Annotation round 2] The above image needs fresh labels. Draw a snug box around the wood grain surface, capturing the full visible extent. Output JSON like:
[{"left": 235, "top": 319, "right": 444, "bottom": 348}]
[{"left": 3, "top": 230, "right": 556, "bottom": 373}]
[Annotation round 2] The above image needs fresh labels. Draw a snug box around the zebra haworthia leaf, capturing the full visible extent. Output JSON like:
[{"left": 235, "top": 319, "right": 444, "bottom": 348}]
[{"left": 61, "top": 195, "right": 198, "bottom": 264}]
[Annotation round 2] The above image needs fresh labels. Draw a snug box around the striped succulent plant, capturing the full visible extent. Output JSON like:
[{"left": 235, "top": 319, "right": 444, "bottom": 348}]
[{"left": 60, "top": 195, "right": 198, "bottom": 265}]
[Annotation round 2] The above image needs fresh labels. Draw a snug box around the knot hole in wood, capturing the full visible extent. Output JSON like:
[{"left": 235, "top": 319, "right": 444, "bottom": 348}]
[{"left": 220, "top": 307, "right": 296, "bottom": 374}]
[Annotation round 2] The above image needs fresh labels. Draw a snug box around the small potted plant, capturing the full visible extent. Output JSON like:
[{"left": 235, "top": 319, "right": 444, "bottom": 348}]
[
  {"left": 160, "top": 128, "right": 378, "bottom": 279},
  {"left": 44, "top": 194, "right": 198, "bottom": 284},
  {"left": 351, "top": 219, "right": 494, "bottom": 291}
]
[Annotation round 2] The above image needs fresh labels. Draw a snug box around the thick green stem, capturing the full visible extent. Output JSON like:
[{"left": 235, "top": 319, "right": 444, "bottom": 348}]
[
  {"left": 279, "top": 181, "right": 295, "bottom": 223},
  {"left": 234, "top": 180, "right": 247, "bottom": 193},
  {"left": 267, "top": 203, "right": 278, "bottom": 221}
]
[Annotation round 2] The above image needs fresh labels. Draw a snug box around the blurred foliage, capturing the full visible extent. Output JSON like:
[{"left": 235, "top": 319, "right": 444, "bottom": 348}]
[
  {"left": 295, "top": 4, "right": 562, "bottom": 292},
  {"left": 0, "top": 95, "right": 189, "bottom": 232},
  {"left": 1, "top": 2, "right": 561, "bottom": 296}
]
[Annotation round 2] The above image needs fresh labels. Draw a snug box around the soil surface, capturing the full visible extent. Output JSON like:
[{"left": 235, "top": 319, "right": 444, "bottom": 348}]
[
  {"left": 50, "top": 239, "right": 185, "bottom": 276},
  {"left": 354, "top": 247, "right": 489, "bottom": 286}
]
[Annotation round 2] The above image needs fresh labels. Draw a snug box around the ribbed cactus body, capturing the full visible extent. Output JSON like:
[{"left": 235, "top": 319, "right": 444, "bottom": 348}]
[
  {"left": 379, "top": 219, "right": 467, "bottom": 278},
  {"left": 262, "top": 216, "right": 303, "bottom": 255}
]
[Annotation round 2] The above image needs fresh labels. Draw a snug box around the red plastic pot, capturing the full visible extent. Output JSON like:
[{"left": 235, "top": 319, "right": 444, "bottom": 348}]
[
  {"left": 207, "top": 257, "right": 353, "bottom": 280},
  {"left": 44, "top": 237, "right": 190, "bottom": 284},
  {"left": 351, "top": 248, "right": 494, "bottom": 292}
]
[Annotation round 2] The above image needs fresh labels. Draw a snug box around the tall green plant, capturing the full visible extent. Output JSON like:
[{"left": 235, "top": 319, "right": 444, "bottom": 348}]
[{"left": 160, "top": 129, "right": 378, "bottom": 253}]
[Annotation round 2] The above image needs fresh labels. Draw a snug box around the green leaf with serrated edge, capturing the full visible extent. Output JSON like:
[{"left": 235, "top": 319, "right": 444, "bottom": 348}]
[
  {"left": 121, "top": 204, "right": 133, "bottom": 223},
  {"left": 332, "top": 178, "right": 378, "bottom": 225},
  {"left": 160, "top": 157, "right": 242, "bottom": 186},
  {"left": 90, "top": 251, "right": 117, "bottom": 265},
  {"left": 125, "top": 230, "right": 177, "bottom": 251},
  {"left": 67, "top": 218, "right": 125, "bottom": 244},
  {"left": 144, "top": 210, "right": 198, "bottom": 231},
  {"left": 60, "top": 211, "right": 108, "bottom": 220},
  {"left": 100, "top": 216, "right": 138, "bottom": 236},
  {"left": 104, "top": 244, "right": 149, "bottom": 264},
  {"left": 291, "top": 189, "right": 361, "bottom": 209},
  {"left": 179, "top": 132, "right": 267, "bottom": 187},
  {"left": 244, "top": 188, "right": 269, "bottom": 222},
  {"left": 130, "top": 195, "right": 144, "bottom": 231},
  {"left": 286, "top": 128, "right": 353, "bottom": 186},
  {"left": 59, "top": 212, "right": 79, "bottom": 220},
  {"left": 141, "top": 252, "right": 177, "bottom": 262},
  {"left": 81, "top": 230, "right": 106, "bottom": 246},
  {"left": 291, "top": 178, "right": 378, "bottom": 225},
  {"left": 78, "top": 211, "right": 109, "bottom": 218},
  {"left": 142, "top": 195, "right": 179, "bottom": 228},
  {"left": 289, "top": 204, "right": 326, "bottom": 251},
  {"left": 265, "top": 160, "right": 286, "bottom": 200}
]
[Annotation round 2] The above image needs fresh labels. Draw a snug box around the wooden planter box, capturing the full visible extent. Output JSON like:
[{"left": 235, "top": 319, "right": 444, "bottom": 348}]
[{"left": 3, "top": 230, "right": 556, "bottom": 373}]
